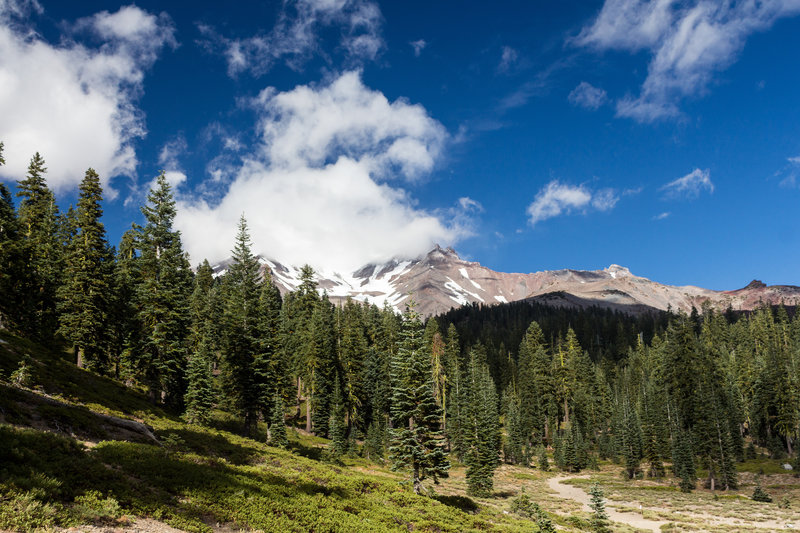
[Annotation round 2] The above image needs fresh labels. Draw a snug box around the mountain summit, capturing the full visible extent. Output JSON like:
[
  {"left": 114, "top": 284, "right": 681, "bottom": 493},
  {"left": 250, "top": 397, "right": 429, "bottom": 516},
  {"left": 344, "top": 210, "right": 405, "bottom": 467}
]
[{"left": 213, "top": 246, "right": 800, "bottom": 317}]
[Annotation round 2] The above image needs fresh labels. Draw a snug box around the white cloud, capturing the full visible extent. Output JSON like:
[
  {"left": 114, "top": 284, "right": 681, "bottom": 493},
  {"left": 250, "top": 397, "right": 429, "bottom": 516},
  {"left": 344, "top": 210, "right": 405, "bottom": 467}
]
[
  {"left": 0, "top": 5, "right": 175, "bottom": 193},
  {"left": 527, "top": 181, "right": 618, "bottom": 226},
  {"left": 175, "top": 71, "right": 465, "bottom": 272},
  {"left": 458, "top": 196, "right": 483, "bottom": 212},
  {"left": 576, "top": 0, "right": 800, "bottom": 122},
  {"left": 498, "top": 46, "right": 518, "bottom": 73},
  {"left": 568, "top": 81, "right": 608, "bottom": 109},
  {"left": 660, "top": 168, "right": 713, "bottom": 198},
  {"left": 653, "top": 211, "right": 670, "bottom": 220},
  {"left": 410, "top": 38, "right": 426, "bottom": 57},
  {"left": 789, "top": 156, "right": 800, "bottom": 164},
  {"left": 200, "top": 0, "right": 383, "bottom": 77}
]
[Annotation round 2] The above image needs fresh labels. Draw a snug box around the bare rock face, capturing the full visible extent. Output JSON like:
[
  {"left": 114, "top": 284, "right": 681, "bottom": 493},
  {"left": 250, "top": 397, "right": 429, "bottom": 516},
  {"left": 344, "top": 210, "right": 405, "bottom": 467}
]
[{"left": 212, "top": 246, "right": 800, "bottom": 317}]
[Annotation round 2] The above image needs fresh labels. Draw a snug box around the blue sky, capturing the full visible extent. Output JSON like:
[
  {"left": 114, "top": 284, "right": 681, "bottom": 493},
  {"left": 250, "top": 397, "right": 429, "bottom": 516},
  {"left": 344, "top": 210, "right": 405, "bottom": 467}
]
[{"left": 1, "top": 0, "right": 800, "bottom": 289}]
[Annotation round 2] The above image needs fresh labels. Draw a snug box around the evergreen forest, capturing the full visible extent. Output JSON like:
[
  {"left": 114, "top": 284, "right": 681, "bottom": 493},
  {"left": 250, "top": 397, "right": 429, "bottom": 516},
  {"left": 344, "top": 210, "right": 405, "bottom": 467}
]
[{"left": 1, "top": 148, "right": 800, "bottom": 530}]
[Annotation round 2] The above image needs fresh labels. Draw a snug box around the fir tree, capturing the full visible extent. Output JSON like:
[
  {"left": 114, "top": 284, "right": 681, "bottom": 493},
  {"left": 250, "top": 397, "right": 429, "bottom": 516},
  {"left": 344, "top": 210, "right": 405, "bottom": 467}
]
[
  {"left": 308, "top": 294, "right": 336, "bottom": 436},
  {"left": 588, "top": 483, "right": 610, "bottom": 533},
  {"left": 330, "top": 380, "right": 348, "bottom": 456},
  {"left": 57, "top": 168, "right": 112, "bottom": 371},
  {"left": 463, "top": 346, "right": 501, "bottom": 496},
  {"left": 502, "top": 388, "right": 526, "bottom": 465},
  {"left": 135, "top": 172, "right": 192, "bottom": 408},
  {"left": 389, "top": 299, "right": 450, "bottom": 494},
  {"left": 183, "top": 339, "right": 214, "bottom": 425},
  {"left": 221, "top": 215, "right": 264, "bottom": 435},
  {"left": 364, "top": 420, "right": 385, "bottom": 461},
  {"left": 537, "top": 445, "right": 550, "bottom": 472},
  {"left": 0, "top": 171, "right": 29, "bottom": 331},
  {"left": 16, "top": 152, "right": 61, "bottom": 340},
  {"left": 269, "top": 393, "right": 288, "bottom": 448},
  {"left": 621, "top": 403, "right": 643, "bottom": 479}
]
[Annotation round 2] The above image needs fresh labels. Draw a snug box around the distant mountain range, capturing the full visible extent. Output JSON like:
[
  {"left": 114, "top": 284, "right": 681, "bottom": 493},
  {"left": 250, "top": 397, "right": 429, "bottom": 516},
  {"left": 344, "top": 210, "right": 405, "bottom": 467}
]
[{"left": 212, "top": 245, "right": 800, "bottom": 317}]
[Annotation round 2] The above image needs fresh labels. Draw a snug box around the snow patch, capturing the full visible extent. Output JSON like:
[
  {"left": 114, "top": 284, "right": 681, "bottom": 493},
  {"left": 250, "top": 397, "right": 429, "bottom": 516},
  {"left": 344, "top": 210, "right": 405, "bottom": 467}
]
[{"left": 494, "top": 295, "right": 508, "bottom": 303}]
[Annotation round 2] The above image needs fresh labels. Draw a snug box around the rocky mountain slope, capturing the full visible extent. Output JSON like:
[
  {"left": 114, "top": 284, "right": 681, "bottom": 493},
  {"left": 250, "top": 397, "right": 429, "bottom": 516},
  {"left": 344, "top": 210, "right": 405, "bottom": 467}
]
[{"left": 213, "top": 245, "right": 800, "bottom": 317}]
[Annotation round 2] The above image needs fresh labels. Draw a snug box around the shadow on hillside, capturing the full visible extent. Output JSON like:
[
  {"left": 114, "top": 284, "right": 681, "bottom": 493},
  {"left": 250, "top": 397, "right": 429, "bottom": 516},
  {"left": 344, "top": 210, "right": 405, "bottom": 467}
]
[{"left": 0, "top": 331, "right": 170, "bottom": 421}]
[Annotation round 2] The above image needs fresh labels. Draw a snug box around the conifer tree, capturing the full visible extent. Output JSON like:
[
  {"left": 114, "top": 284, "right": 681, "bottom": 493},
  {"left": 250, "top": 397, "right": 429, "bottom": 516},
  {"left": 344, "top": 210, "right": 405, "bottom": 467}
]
[
  {"left": 503, "top": 387, "right": 526, "bottom": 465},
  {"left": 330, "top": 379, "right": 348, "bottom": 456},
  {"left": 308, "top": 294, "right": 337, "bottom": 436},
  {"left": 269, "top": 393, "right": 288, "bottom": 448},
  {"left": 183, "top": 339, "right": 214, "bottom": 425},
  {"left": 620, "top": 402, "right": 643, "bottom": 479},
  {"left": 673, "top": 425, "right": 696, "bottom": 492},
  {"left": 364, "top": 420, "right": 385, "bottom": 461},
  {"left": 444, "top": 323, "right": 465, "bottom": 456},
  {"left": 0, "top": 156, "right": 29, "bottom": 331},
  {"left": 463, "top": 346, "right": 501, "bottom": 496},
  {"left": 57, "top": 168, "right": 112, "bottom": 371},
  {"left": 135, "top": 173, "right": 192, "bottom": 408},
  {"left": 389, "top": 299, "right": 450, "bottom": 494},
  {"left": 16, "top": 152, "right": 62, "bottom": 340},
  {"left": 221, "top": 215, "right": 263, "bottom": 435},
  {"left": 588, "top": 483, "right": 610, "bottom": 533}
]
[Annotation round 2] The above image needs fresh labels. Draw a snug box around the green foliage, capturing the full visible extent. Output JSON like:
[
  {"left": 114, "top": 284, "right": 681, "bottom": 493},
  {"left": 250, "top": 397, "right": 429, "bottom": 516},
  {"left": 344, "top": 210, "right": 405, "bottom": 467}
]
[
  {"left": 509, "top": 489, "right": 556, "bottom": 532},
  {"left": 389, "top": 299, "right": 450, "bottom": 495},
  {"left": 56, "top": 168, "right": 113, "bottom": 372},
  {"left": 537, "top": 445, "right": 549, "bottom": 472},
  {"left": 72, "top": 490, "right": 122, "bottom": 524},
  {"left": 10, "top": 354, "right": 34, "bottom": 387},
  {"left": 463, "top": 346, "right": 501, "bottom": 497},
  {"left": 751, "top": 477, "right": 772, "bottom": 502},
  {"left": 268, "top": 393, "right": 288, "bottom": 449},
  {"left": 183, "top": 340, "right": 215, "bottom": 425},
  {"left": 588, "top": 482, "right": 610, "bottom": 533}
]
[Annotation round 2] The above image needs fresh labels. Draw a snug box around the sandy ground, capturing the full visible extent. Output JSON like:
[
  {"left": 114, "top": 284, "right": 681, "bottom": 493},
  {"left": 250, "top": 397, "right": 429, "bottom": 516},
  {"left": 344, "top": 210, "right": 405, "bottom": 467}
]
[{"left": 547, "top": 475, "right": 671, "bottom": 532}]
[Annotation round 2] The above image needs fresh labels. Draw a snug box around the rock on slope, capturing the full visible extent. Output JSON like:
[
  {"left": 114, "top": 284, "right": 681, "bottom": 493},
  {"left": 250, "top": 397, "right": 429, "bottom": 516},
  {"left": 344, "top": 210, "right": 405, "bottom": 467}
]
[{"left": 213, "top": 245, "right": 800, "bottom": 317}]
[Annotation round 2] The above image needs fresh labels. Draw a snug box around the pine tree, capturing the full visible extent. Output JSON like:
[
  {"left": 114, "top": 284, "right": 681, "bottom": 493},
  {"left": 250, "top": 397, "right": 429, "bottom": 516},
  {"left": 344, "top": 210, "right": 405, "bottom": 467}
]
[
  {"left": 183, "top": 339, "right": 214, "bottom": 425},
  {"left": 389, "top": 299, "right": 450, "bottom": 494},
  {"left": 16, "top": 152, "right": 62, "bottom": 340},
  {"left": 221, "top": 215, "right": 264, "bottom": 435},
  {"left": 57, "top": 168, "right": 112, "bottom": 371},
  {"left": 135, "top": 172, "right": 192, "bottom": 408},
  {"left": 588, "top": 483, "right": 610, "bottom": 533},
  {"left": 463, "top": 346, "right": 501, "bottom": 496}
]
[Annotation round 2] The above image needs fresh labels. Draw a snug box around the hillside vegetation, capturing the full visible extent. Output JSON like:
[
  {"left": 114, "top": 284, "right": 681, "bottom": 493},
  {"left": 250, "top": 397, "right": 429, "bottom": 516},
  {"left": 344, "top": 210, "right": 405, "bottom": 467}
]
[{"left": 0, "top": 330, "right": 541, "bottom": 532}]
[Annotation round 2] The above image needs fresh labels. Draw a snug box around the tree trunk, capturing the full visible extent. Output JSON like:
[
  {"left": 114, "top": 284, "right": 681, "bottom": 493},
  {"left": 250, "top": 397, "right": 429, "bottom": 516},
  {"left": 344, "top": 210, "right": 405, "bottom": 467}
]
[
  {"left": 306, "top": 390, "right": 313, "bottom": 433},
  {"left": 76, "top": 346, "right": 85, "bottom": 369},
  {"left": 413, "top": 462, "right": 422, "bottom": 495}
]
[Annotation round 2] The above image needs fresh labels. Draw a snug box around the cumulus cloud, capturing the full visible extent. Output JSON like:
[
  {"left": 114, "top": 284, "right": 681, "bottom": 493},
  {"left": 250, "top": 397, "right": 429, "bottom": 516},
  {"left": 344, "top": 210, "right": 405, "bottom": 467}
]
[
  {"left": 199, "top": 0, "right": 383, "bottom": 77},
  {"left": 527, "top": 181, "right": 618, "bottom": 226},
  {"left": 409, "top": 38, "right": 426, "bottom": 57},
  {"left": 568, "top": 81, "right": 608, "bottom": 109},
  {"left": 660, "top": 168, "right": 713, "bottom": 198},
  {"left": 0, "top": 4, "right": 175, "bottom": 193},
  {"left": 575, "top": 0, "right": 800, "bottom": 122},
  {"left": 174, "top": 71, "right": 465, "bottom": 272}
]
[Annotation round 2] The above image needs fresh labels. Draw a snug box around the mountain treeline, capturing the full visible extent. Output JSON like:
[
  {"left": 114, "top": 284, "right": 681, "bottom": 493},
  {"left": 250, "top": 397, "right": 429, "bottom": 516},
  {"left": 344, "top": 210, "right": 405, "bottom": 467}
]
[{"left": 1, "top": 148, "right": 799, "bottom": 496}]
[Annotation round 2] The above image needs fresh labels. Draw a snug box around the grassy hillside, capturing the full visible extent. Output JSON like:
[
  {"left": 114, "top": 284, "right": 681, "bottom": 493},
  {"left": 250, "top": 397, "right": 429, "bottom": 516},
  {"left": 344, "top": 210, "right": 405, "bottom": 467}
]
[
  {"left": 0, "top": 331, "right": 540, "bottom": 532},
  {"left": 3, "top": 330, "right": 799, "bottom": 533}
]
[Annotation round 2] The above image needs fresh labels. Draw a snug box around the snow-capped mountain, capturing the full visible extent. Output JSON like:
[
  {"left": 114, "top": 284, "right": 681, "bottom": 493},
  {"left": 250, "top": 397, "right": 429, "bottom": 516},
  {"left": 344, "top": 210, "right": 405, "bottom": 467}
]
[{"left": 212, "top": 245, "right": 800, "bottom": 317}]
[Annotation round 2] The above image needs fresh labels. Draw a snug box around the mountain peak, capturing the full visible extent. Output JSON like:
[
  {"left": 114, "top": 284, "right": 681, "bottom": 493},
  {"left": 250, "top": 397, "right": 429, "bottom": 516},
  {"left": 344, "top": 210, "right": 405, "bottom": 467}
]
[
  {"left": 743, "top": 279, "right": 767, "bottom": 290},
  {"left": 606, "top": 264, "right": 632, "bottom": 278}
]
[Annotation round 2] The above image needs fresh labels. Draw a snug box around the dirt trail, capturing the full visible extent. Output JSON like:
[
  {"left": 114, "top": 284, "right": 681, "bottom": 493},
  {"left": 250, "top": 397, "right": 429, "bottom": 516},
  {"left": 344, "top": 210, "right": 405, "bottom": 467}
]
[
  {"left": 547, "top": 475, "right": 670, "bottom": 532},
  {"left": 547, "top": 475, "right": 798, "bottom": 532}
]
